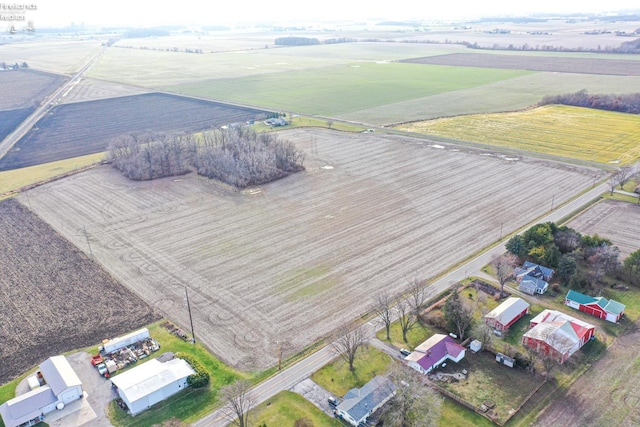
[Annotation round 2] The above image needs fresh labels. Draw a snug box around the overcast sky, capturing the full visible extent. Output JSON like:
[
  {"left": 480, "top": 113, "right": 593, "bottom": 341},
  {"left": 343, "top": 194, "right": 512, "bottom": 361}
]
[{"left": 19, "top": 0, "right": 640, "bottom": 28}]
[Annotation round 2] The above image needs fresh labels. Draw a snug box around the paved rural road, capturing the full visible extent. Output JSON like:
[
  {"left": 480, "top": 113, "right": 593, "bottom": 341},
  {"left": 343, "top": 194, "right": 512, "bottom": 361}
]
[
  {"left": 192, "top": 181, "right": 610, "bottom": 427},
  {"left": 0, "top": 44, "right": 107, "bottom": 161}
]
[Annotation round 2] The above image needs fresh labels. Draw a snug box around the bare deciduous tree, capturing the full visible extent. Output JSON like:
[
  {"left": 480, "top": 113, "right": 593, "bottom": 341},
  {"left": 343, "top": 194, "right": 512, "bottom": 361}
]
[
  {"left": 383, "top": 365, "right": 442, "bottom": 427},
  {"left": 491, "top": 253, "right": 518, "bottom": 296},
  {"left": 221, "top": 379, "right": 255, "bottom": 427},
  {"left": 332, "top": 323, "right": 364, "bottom": 371},
  {"left": 408, "top": 273, "right": 428, "bottom": 315},
  {"left": 588, "top": 243, "right": 620, "bottom": 294},
  {"left": 443, "top": 288, "right": 473, "bottom": 341},
  {"left": 373, "top": 291, "right": 393, "bottom": 341},
  {"left": 471, "top": 323, "right": 493, "bottom": 351},
  {"left": 396, "top": 298, "right": 417, "bottom": 343}
]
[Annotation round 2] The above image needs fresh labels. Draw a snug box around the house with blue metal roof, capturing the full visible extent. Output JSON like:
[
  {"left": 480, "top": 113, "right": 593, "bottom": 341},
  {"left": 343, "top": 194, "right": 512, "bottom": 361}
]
[{"left": 336, "top": 375, "right": 396, "bottom": 426}]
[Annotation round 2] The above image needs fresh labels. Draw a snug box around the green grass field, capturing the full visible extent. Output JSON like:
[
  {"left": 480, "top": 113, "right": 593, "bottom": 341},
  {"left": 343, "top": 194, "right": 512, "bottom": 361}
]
[
  {"left": 166, "top": 63, "right": 529, "bottom": 116},
  {"left": 311, "top": 347, "right": 392, "bottom": 397},
  {"left": 252, "top": 391, "right": 342, "bottom": 427},
  {"left": 398, "top": 105, "right": 640, "bottom": 165}
]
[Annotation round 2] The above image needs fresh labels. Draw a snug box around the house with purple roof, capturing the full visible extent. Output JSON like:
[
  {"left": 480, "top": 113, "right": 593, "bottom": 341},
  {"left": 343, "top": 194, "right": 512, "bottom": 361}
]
[{"left": 404, "top": 334, "right": 466, "bottom": 375}]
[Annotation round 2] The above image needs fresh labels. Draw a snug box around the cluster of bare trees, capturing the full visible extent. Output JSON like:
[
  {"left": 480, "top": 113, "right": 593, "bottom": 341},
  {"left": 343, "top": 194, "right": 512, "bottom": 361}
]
[
  {"left": 193, "top": 127, "right": 304, "bottom": 188},
  {"left": 107, "top": 128, "right": 305, "bottom": 187},
  {"left": 540, "top": 89, "right": 640, "bottom": 114},
  {"left": 373, "top": 275, "right": 429, "bottom": 343},
  {"left": 108, "top": 133, "right": 192, "bottom": 181}
]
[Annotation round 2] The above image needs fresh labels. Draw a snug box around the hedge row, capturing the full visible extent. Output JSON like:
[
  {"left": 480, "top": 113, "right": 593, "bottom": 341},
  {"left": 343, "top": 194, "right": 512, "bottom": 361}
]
[{"left": 176, "top": 352, "right": 210, "bottom": 388}]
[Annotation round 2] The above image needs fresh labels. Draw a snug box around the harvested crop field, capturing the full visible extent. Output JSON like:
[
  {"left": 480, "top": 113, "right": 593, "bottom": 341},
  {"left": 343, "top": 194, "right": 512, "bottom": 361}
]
[
  {"left": 58, "top": 77, "right": 152, "bottom": 104},
  {"left": 0, "top": 198, "right": 159, "bottom": 385},
  {"left": 0, "top": 107, "right": 33, "bottom": 142},
  {"left": 400, "top": 53, "right": 640, "bottom": 76},
  {"left": 567, "top": 199, "right": 640, "bottom": 260},
  {"left": 23, "top": 129, "right": 601, "bottom": 371},
  {"left": 0, "top": 92, "right": 271, "bottom": 171},
  {"left": 0, "top": 69, "right": 66, "bottom": 110}
]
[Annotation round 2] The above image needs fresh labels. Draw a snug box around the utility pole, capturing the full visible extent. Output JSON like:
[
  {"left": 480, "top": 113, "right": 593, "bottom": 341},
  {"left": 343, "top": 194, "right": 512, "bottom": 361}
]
[
  {"left": 83, "top": 226, "right": 93, "bottom": 259},
  {"left": 185, "top": 286, "right": 196, "bottom": 344}
]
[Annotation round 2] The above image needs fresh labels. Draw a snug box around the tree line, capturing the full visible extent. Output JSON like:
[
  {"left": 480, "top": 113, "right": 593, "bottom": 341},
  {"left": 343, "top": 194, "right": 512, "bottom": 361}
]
[
  {"left": 540, "top": 89, "right": 640, "bottom": 114},
  {"left": 274, "top": 36, "right": 355, "bottom": 46},
  {"left": 107, "top": 127, "right": 305, "bottom": 188},
  {"left": 506, "top": 222, "right": 640, "bottom": 293}
]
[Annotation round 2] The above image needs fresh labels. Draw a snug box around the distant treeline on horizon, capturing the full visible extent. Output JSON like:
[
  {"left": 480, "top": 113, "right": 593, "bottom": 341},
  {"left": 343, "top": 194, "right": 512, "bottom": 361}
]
[{"left": 540, "top": 90, "right": 640, "bottom": 115}]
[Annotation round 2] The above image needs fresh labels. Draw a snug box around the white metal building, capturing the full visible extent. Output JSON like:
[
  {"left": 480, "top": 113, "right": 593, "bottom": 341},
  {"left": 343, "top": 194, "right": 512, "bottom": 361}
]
[
  {"left": 0, "top": 355, "right": 83, "bottom": 427},
  {"left": 110, "top": 357, "right": 195, "bottom": 416}
]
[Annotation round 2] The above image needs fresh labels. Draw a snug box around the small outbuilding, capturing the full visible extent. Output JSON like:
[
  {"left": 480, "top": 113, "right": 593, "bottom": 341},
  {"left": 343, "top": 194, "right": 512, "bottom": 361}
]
[
  {"left": 469, "top": 339, "right": 482, "bottom": 353},
  {"left": 110, "top": 357, "right": 195, "bottom": 416},
  {"left": 484, "top": 297, "right": 530, "bottom": 331}
]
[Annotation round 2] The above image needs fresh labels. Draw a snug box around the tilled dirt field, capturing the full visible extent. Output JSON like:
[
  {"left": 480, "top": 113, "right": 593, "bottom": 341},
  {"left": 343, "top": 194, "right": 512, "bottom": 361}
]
[
  {"left": 58, "top": 77, "right": 152, "bottom": 104},
  {"left": 567, "top": 199, "right": 640, "bottom": 260},
  {"left": 0, "top": 69, "right": 66, "bottom": 110},
  {"left": 532, "top": 321, "right": 640, "bottom": 427},
  {"left": 0, "top": 198, "right": 159, "bottom": 385},
  {"left": 401, "top": 53, "right": 640, "bottom": 76},
  {"left": 23, "top": 129, "right": 601, "bottom": 371}
]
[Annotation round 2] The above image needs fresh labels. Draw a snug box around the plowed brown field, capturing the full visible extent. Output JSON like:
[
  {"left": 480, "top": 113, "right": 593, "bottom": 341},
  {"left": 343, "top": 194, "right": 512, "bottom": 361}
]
[
  {"left": 0, "top": 199, "right": 159, "bottom": 385},
  {"left": 23, "top": 129, "right": 601, "bottom": 371},
  {"left": 567, "top": 199, "right": 640, "bottom": 260}
]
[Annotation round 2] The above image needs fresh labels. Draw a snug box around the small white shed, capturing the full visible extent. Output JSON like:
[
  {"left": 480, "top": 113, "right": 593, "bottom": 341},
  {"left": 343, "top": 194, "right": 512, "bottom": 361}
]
[{"left": 469, "top": 340, "right": 482, "bottom": 353}]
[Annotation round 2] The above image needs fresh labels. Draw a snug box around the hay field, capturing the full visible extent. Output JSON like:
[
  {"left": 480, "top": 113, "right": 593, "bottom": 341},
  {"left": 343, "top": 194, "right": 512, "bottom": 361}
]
[
  {"left": 397, "top": 105, "right": 640, "bottom": 165},
  {"left": 24, "top": 129, "right": 600, "bottom": 371},
  {"left": 0, "top": 38, "right": 102, "bottom": 74},
  {"left": 567, "top": 200, "right": 640, "bottom": 260}
]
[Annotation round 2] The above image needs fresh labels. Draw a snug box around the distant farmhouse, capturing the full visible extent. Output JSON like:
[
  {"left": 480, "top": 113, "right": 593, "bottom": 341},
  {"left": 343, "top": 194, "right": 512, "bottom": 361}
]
[
  {"left": 0, "top": 356, "right": 83, "bottom": 427},
  {"left": 485, "top": 297, "right": 530, "bottom": 332},
  {"left": 110, "top": 357, "right": 195, "bottom": 416},
  {"left": 335, "top": 375, "right": 396, "bottom": 427},
  {"left": 522, "top": 309, "right": 595, "bottom": 364},
  {"left": 565, "top": 290, "right": 625, "bottom": 323},
  {"left": 405, "top": 334, "right": 466, "bottom": 375},
  {"left": 515, "top": 261, "right": 554, "bottom": 295}
]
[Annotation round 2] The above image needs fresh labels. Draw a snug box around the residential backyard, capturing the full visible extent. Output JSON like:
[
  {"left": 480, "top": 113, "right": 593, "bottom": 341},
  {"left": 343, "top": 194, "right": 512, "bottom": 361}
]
[{"left": 436, "top": 350, "right": 543, "bottom": 425}]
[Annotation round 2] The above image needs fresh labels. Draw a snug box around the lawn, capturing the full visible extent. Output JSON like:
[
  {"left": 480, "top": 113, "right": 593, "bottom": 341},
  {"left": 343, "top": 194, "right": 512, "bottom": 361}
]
[
  {"left": 376, "top": 318, "right": 436, "bottom": 350},
  {"left": 398, "top": 105, "right": 640, "bottom": 165},
  {"left": 252, "top": 391, "right": 342, "bottom": 427},
  {"left": 437, "top": 350, "right": 543, "bottom": 425},
  {"left": 108, "top": 321, "right": 246, "bottom": 427},
  {"left": 165, "top": 63, "right": 530, "bottom": 117},
  {"left": 311, "top": 347, "right": 393, "bottom": 397},
  {"left": 439, "top": 398, "right": 495, "bottom": 427},
  {"left": 0, "top": 153, "right": 104, "bottom": 197}
]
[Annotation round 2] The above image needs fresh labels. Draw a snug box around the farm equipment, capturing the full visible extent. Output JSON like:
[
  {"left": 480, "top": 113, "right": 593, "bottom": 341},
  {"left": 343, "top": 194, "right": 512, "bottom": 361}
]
[{"left": 91, "top": 354, "right": 104, "bottom": 366}]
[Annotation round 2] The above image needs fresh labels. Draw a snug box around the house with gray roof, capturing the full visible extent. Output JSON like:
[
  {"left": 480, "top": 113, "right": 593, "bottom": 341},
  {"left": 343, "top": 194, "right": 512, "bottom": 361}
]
[
  {"left": 0, "top": 355, "right": 83, "bottom": 427},
  {"left": 336, "top": 375, "right": 396, "bottom": 426},
  {"left": 516, "top": 262, "right": 553, "bottom": 295}
]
